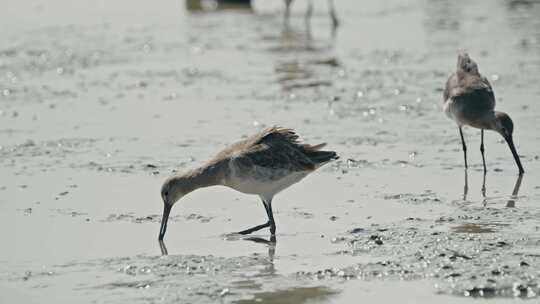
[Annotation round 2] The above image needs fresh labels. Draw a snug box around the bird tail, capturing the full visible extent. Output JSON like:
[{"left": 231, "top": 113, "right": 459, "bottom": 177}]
[
  {"left": 310, "top": 150, "right": 339, "bottom": 163},
  {"left": 302, "top": 142, "right": 338, "bottom": 164},
  {"left": 301, "top": 142, "right": 328, "bottom": 151}
]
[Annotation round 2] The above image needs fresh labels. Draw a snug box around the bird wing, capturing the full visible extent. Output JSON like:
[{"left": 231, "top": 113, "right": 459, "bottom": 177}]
[
  {"left": 231, "top": 127, "right": 316, "bottom": 172},
  {"left": 444, "top": 72, "right": 495, "bottom": 111},
  {"left": 480, "top": 75, "right": 496, "bottom": 107},
  {"left": 454, "top": 76, "right": 495, "bottom": 112}
]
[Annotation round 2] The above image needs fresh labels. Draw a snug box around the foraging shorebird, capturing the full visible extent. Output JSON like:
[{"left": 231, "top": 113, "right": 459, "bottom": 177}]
[
  {"left": 284, "top": 0, "right": 339, "bottom": 30},
  {"left": 443, "top": 52, "right": 524, "bottom": 175},
  {"left": 158, "top": 127, "right": 338, "bottom": 240}
]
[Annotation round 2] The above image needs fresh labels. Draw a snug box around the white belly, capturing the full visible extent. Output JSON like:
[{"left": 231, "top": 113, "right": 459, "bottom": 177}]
[{"left": 226, "top": 166, "right": 309, "bottom": 199}]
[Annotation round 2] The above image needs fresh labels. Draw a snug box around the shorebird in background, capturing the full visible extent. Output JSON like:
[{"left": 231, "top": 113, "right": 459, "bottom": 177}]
[
  {"left": 284, "top": 0, "right": 339, "bottom": 30},
  {"left": 443, "top": 52, "right": 524, "bottom": 175},
  {"left": 158, "top": 127, "right": 338, "bottom": 240}
]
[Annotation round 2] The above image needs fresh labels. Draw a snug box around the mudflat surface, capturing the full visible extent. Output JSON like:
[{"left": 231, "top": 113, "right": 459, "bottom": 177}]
[{"left": 1, "top": 0, "right": 540, "bottom": 303}]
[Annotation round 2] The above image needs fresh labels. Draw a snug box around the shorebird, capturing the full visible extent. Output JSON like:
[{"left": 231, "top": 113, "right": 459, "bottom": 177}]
[
  {"left": 158, "top": 127, "right": 338, "bottom": 240},
  {"left": 443, "top": 52, "right": 524, "bottom": 175},
  {"left": 284, "top": 0, "right": 339, "bottom": 30}
]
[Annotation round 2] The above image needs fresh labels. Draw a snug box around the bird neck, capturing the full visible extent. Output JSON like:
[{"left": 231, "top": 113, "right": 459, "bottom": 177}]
[{"left": 177, "top": 162, "right": 224, "bottom": 194}]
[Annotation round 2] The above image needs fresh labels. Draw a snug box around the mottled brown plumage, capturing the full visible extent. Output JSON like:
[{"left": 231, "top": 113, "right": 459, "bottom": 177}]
[
  {"left": 158, "top": 127, "right": 338, "bottom": 240},
  {"left": 443, "top": 52, "right": 524, "bottom": 175},
  {"left": 217, "top": 127, "right": 336, "bottom": 172}
]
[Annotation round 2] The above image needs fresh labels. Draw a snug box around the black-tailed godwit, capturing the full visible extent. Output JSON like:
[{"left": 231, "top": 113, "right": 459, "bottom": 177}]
[
  {"left": 158, "top": 127, "right": 338, "bottom": 240},
  {"left": 443, "top": 52, "right": 524, "bottom": 175}
]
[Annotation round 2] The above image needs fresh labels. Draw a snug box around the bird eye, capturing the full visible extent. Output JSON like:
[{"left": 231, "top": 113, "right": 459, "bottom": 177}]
[{"left": 164, "top": 191, "right": 169, "bottom": 196}]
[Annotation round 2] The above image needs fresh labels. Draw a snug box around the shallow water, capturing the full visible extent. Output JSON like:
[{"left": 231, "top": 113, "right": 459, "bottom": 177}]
[{"left": 1, "top": 0, "right": 540, "bottom": 302}]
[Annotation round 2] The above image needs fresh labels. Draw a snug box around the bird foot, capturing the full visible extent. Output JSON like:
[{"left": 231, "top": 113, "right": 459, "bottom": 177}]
[{"left": 237, "top": 221, "right": 271, "bottom": 235}]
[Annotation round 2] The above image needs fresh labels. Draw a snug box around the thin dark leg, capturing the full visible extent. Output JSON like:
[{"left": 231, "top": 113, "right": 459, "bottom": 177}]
[
  {"left": 237, "top": 199, "right": 274, "bottom": 235},
  {"left": 459, "top": 127, "right": 468, "bottom": 169},
  {"left": 305, "top": 0, "right": 313, "bottom": 37},
  {"left": 264, "top": 200, "right": 276, "bottom": 235},
  {"left": 328, "top": 0, "right": 339, "bottom": 30},
  {"left": 284, "top": 0, "right": 293, "bottom": 27},
  {"left": 480, "top": 129, "right": 487, "bottom": 174}
]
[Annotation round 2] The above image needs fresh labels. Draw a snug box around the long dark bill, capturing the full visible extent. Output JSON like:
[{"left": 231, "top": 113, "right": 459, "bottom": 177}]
[
  {"left": 505, "top": 135, "right": 525, "bottom": 175},
  {"left": 158, "top": 204, "right": 172, "bottom": 240}
]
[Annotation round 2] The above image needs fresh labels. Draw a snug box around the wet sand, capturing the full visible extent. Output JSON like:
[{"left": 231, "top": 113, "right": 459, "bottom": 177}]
[{"left": 2, "top": 0, "right": 540, "bottom": 302}]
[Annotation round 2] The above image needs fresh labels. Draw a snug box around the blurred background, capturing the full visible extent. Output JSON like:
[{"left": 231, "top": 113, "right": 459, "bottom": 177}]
[{"left": 1, "top": 0, "right": 540, "bottom": 303}]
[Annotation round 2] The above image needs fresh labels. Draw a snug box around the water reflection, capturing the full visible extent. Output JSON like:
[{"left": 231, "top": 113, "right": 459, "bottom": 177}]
[
  {"left": 506, "top": 174, "right": 524, "bottom": 208},
  {"left": 159, "top": 235, "right": 276, "bottom": 262},
  {"left": 481, "top": 174, "right": 524, "bottom": 208},
  {"left": 462, "top": 170, "right": 482, "bottom": 203},
  {"left": 244, "top": 235, "right": 277, "bottom": 245},
  {"left": 463, "top": 169, "right": 469, "bottom": 201},
  {"left": 284, "top": 0, "right": 339, "bottom": 40},
  {"left": 246, "top": 236, "right": 276, "bottom": 276},
  {"left": 481, "top": 173, "right": 487, "bottom": 207},
  {"left": 233, "top": 286, "right": 337, "bottom": 304},
  {"left": 462, "top": 171, "right": 524, "bottom": 207},
  {"left": 275, "top": 57, "right": 338, "bottom": 91},
  {"left": 186, "top": 0, "right": 252, "bottom": 12},
  {"left": 271, "top": 24, "right": 340, "bottom": 91},
  {"left": 271, "top": 25, "right": 316, "bottom": 53},
  {"left": 159, "top": 239, "right": 168, "bottom": 256},
  {"left": 506, "top": 0, "right": 540, "bottom": 10},
  {"left": 227, "top": 235, "right": 277, "bottom": 276}
]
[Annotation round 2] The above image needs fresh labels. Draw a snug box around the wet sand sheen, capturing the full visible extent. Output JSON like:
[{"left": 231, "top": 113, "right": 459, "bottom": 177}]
[{"left": 1, "top": 0, "right": 540, "bottom": 303}]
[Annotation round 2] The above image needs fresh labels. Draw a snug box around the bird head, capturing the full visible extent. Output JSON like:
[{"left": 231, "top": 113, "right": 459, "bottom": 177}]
[
  {"left": 492, "top": 111, "right": 524, "bottom": 175},
  {"left": 493, "top": 112, "right": 514, "bottom": 139},
  {"left": 158, "top": 176, "right": 190, "bottom": 240}
]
